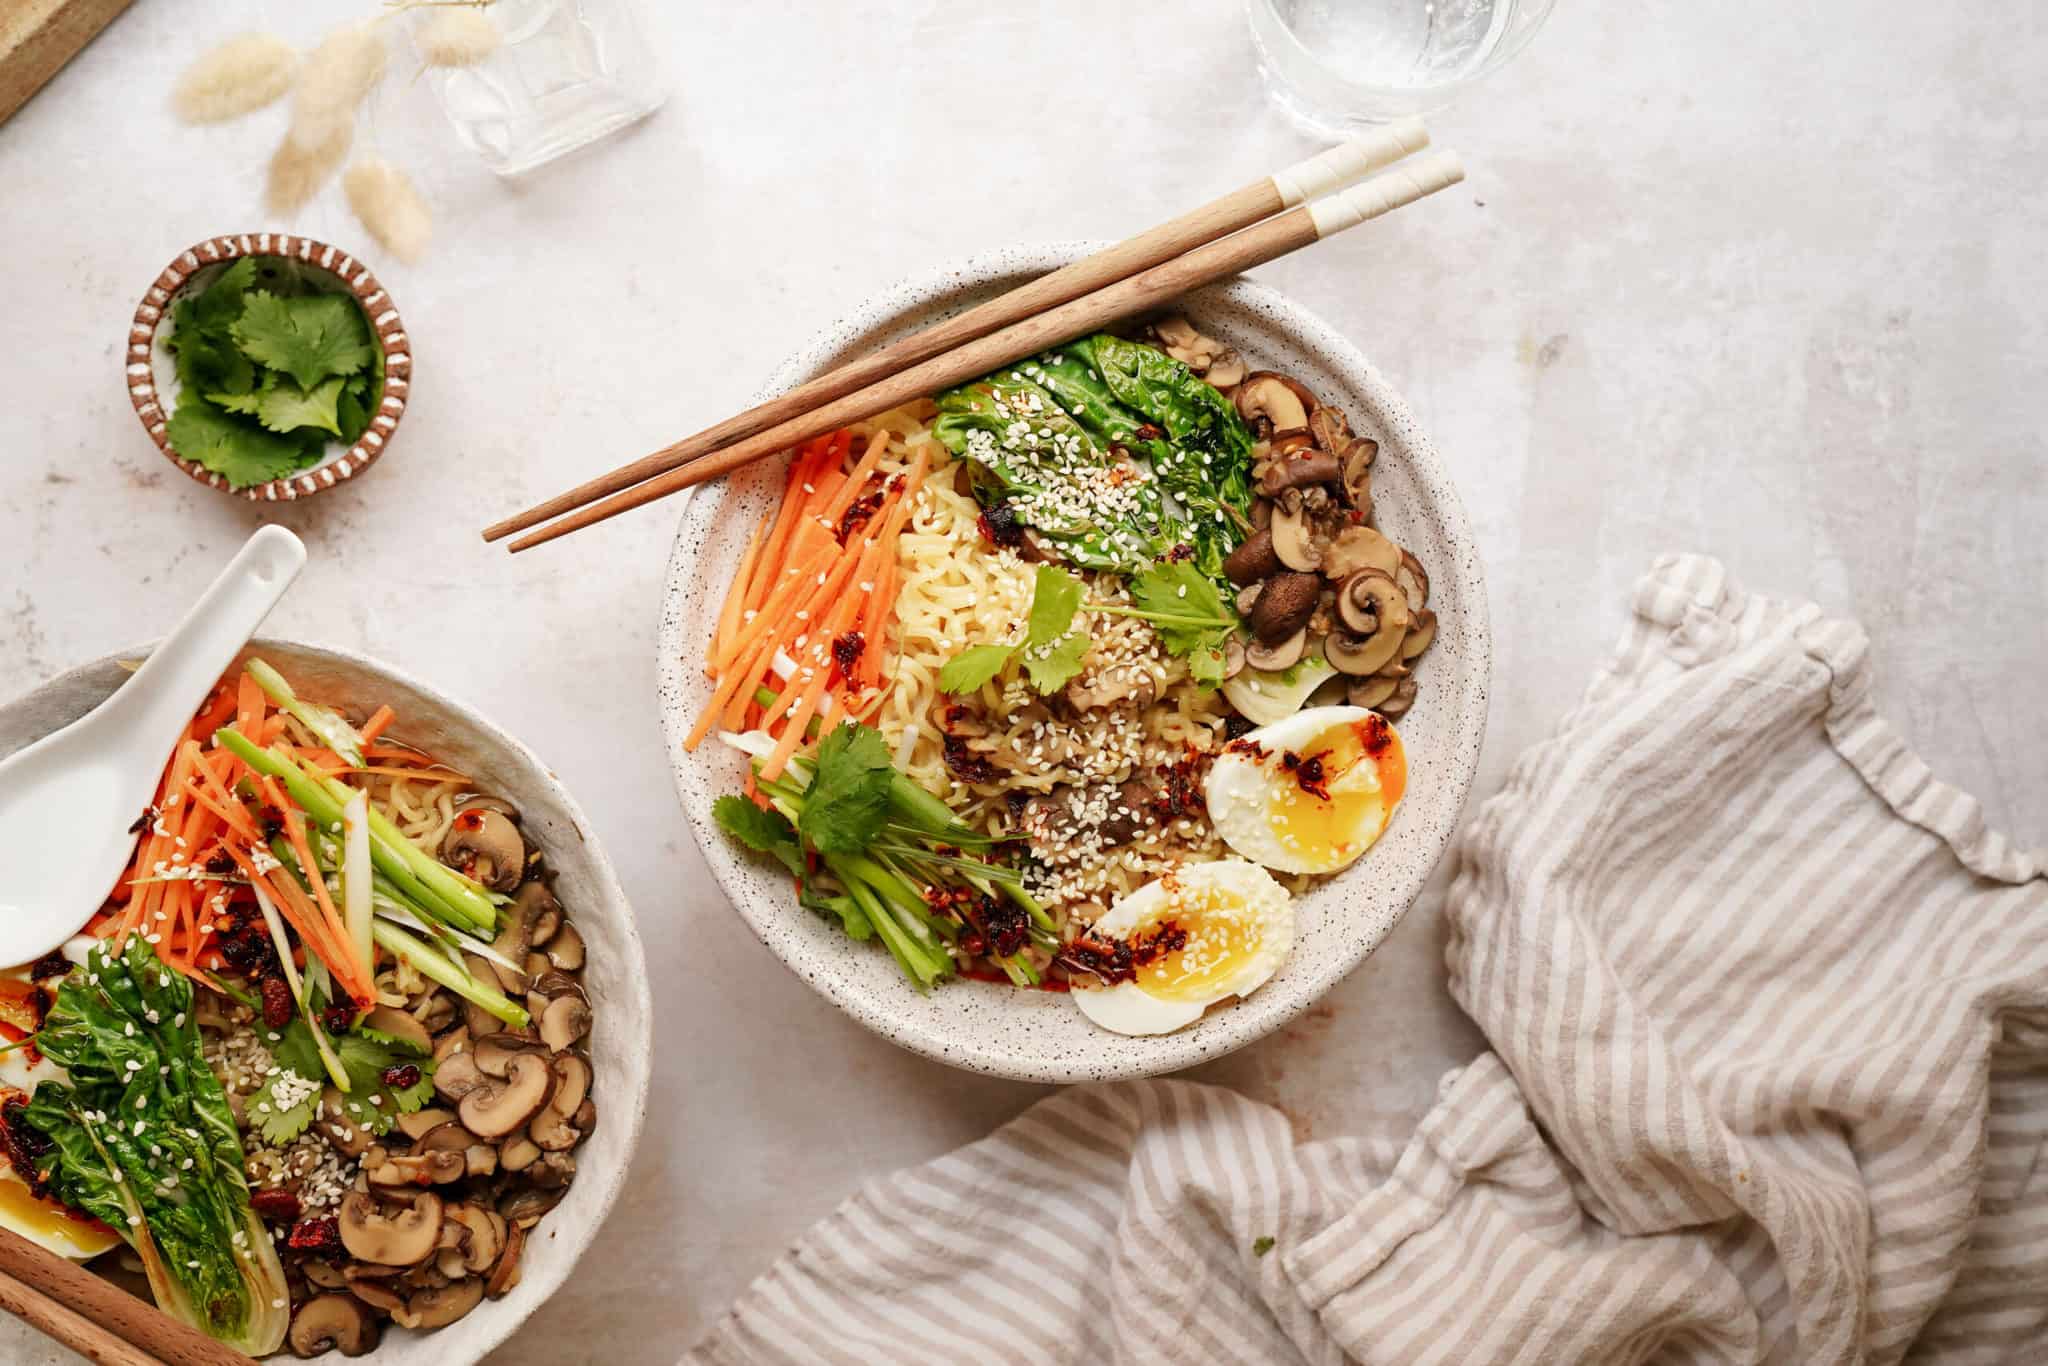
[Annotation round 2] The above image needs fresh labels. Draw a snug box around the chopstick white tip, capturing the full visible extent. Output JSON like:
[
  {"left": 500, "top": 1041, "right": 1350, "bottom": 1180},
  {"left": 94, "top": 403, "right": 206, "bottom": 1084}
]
[
  {"left": 1272, "top": 117, "right": 1432, "bottom": 208},
  {"left": 1308, "top": 149, "right": 1465, "bottom": 239}
]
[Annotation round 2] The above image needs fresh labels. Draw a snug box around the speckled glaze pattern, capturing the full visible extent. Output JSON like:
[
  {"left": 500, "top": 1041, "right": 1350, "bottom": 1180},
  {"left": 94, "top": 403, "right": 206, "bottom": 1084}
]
[
  {"left": 0, "top": 641, "right": 650, "bottom": 1366},
  {"left": 127, "top": 234, "right": 412, "bottom": 502},
  {"left": 656, "top": 245, "right": 1491, "bottom": 1084}
]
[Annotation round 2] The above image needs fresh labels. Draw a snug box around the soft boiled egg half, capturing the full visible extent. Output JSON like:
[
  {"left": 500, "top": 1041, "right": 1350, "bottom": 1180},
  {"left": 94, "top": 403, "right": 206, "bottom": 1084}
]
[
  {"left": 1072, "top": 860, "right": 1294, "bottom": 1036},
  {"left": 1206, "top": 705, "right": 1407, "bottom": 875}
]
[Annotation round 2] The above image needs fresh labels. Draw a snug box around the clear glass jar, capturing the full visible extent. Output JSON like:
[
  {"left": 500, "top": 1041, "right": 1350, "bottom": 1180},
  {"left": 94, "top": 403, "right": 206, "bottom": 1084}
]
[
  {"left": 1246, "top": 0, "right": 1558, "bottom": 132},
  {"left": 418, "top": 0, "right": 667, "bottom": 176}
]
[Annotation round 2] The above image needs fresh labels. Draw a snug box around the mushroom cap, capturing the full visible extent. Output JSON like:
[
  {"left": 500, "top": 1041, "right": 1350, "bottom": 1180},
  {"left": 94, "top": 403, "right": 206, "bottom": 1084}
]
[
  {"left": 1268, "top": 490, "right": 1324, "bottom": 573},
  {"left": 1307, "top": 405, "right": 1351, "bottom": 453},
  {"left": 1243, "top": 628, "right": 1309, "bottom": 673},
  {"left": 392, "top": 1275, "right": 484, "bottom": 1331},
  {"left": 538, "top": 994, "right": 592, "bottom": 1054},
  {"left": 1327, "top": 572, "right": 1411, "bottom": 676},
  {"left": 1397, "top": 549, "right": 1430, "bottom": 613},
  {"left": 432, "top": 1049, "right": 485, "bottom": 1105},
  {"left": 441, "top": 808, "right": 524, "bottom": 892},
  {"left": 1257, "top": 453, "right": 1341, "bottom": 496},
  {"left": 288, "top": 1293, "right": 379, "bottom": 1358},
  {"left": 1323, "top": 526, "right": 1400, "bottom": 581},
  {"left": 459, "top": 1050, "right": 555, "bottom": 1138},
  {"left": 1234, "top": 373, "right": 1310, "bottom": 432},
  {"left": 1223, "top": 528, "right": 1282, "bottom": 586},
  {"left": 1246, "top": 572, "right": 1320, "bottom": 645},
  {"left": 445, "top": 1203, "right": 505, "bottom": 1276},
  {"left": 1401, "top": 608, "right": 1438, "bottom": 661},
  {"left": 1342, "top": 439, "right": 1378, "bottom": 510},
  {"left": 543, "top": 920, "right": 584, "bottom": 972},
  {"left": 339, "top": 1189, "right": 444, "bottom": 1267},
  {"left": 1348, "top": 674, "right": 1400, "bottom": 710},
  {"left": 485, "top": 1221, "right": 527, "bottom": 1299}
]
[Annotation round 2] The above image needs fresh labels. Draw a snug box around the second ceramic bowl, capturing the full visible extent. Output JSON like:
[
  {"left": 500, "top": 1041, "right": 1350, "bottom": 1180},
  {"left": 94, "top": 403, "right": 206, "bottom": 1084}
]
[{"left": 657, "top": 245, "right": 1491, "bottom": 1083}]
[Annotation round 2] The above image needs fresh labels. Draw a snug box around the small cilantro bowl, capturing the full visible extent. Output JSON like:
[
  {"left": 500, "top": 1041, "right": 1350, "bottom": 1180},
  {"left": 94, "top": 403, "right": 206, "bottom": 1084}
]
[{"left": 127, "top": 234, "right": 412, "bottom": 502}]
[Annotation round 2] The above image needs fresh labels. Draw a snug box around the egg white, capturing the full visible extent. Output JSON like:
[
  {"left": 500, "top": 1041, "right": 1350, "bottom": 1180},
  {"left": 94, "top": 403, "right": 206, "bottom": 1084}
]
[
  {"left": 1072, "top": 861, "right": 1295, "bottom": 1036},
  {"left": 1206, "top": 705, "right": 1405, "bottom": 875}
]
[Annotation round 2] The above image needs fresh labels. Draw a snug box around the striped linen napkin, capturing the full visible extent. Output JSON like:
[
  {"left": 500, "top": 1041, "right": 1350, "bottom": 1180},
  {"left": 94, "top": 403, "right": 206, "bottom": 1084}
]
[{"left": 688, "top": 554, "right": 2048, "bottom": 1365}]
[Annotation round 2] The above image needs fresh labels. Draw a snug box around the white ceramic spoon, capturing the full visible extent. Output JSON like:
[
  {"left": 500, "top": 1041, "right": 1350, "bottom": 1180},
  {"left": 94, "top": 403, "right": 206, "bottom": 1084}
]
[{"left": 0, "top": 526, "right": 307, "bottom": 967}]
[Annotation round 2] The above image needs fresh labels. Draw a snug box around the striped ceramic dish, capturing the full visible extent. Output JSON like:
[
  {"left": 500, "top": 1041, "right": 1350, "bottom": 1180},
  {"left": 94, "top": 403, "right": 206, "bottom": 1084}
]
[{"left": 127, "top": 233, "right": 411, "bottom": 503}]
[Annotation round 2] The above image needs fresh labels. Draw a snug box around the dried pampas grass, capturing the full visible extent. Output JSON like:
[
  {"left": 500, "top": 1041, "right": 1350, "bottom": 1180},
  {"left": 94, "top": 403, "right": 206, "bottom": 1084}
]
[
  {"left": 266, "top": 115, "right": 353, "bottom": 214},
  {"left": 293, "top": 23, "right": 389, "bottom": 128},
  {"left": 343, "top": 159, "right": 433, "bottom": 265},
  {"left": 416, "top": 9, "right": 502, "bottom": 68},
  {"left": 171, "top": 33, "right": 298, "bottom": 123}
]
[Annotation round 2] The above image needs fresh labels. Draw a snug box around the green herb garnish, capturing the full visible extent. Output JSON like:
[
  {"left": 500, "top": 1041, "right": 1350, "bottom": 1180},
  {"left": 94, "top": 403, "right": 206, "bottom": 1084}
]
[
  {"left": 160, "top": 257, "right": 381, "bottom": 489},
  {"left": 252, "top": 1004, "right": 435, "bottom": 1147},
  {"left": 1097, "top": 560, "right": 1239, "bottom": 686},
  {"left": 937, "top": 565, "right": 1092, "bottom": 696}
]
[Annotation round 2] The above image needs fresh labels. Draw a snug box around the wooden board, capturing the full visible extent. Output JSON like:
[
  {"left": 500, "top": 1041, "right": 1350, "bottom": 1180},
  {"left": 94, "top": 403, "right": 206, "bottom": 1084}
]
[{"left": 0, "top": 0, "right": 132, "bottom": 126}]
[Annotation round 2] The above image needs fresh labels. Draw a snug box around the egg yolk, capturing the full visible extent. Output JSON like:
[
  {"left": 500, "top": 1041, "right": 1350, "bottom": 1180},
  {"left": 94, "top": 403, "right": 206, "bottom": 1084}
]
[
  {"left": 1134, "top": 882, "right": 1262, "bottom": 1003},
  {"left": 0, "top": 1179, "right": 118, "bottom": 1256},
  {"left": 1266, "top": 716, "right": 1407, "bottom": 862}
]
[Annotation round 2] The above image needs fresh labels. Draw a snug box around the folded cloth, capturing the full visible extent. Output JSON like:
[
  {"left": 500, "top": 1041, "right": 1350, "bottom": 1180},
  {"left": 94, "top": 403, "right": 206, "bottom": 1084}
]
[{"left": 688, "top": 555, "right": 2048, "bottom": 1365}]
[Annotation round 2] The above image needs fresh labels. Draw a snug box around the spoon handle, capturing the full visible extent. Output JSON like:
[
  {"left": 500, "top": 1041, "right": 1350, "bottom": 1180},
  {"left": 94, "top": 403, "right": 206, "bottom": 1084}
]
[{"left": 110, "top": 526, "right": 307, "bottom": 739}]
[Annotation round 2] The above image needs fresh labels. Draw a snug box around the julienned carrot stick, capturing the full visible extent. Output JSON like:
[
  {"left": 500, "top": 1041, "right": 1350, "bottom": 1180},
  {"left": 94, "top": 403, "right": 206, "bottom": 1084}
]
[
  {"left": 359, "top": 705, "right": 396, "bottom": 744},
  {"left": 236, "top": 671, "right": 266, "bottom": 738},
  {"left": 713, "top": 540, "right": 836, "bottom": 676},
  {"left": 713, "top": 520, "right": 767, "bottom": 665},
  {"left": 818, "top": 432, "right": 889, "bottom": 526},
  {"left": 745, "top": 436, "right": 834, "bottom": 617}
]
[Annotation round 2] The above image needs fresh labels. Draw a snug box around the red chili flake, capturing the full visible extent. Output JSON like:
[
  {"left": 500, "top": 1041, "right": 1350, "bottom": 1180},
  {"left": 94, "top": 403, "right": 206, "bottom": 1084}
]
[
  {"left": 27, "top": 952, "right": 68, "bottom": 983},
  {"left": 1133, "top": 422, "right": 1165, "bottom": 442},
  {"left": 0, "top": 1095, "right": 54, "bottom": 1197},
  {"left": 323, "top": 1000, "right": 358, "bottom": 1034},
  {"left": 203, "top": 849, "right": 236, "bottom": 876},
  {"left": 251, "top": 1188, "right": 301, "bottom": 1222},
  {"left": 1165, "top": 542, "right": 1195, "bottom": 563},
  {"left": 1058, "top": 919, "right": 1188, "bottom": 986},
  {"left": 976, "top": 502, "right": 1024, "bottom": 548},
  {"left": 259, "top": 976, "right": 295, "bottom": 1029},
  {"left": 381, "top": 1063, "right": 422, "bottom": 1091},
  {"left": 837, "top": 486, "right": 887, "bottom": 542},
  {"left": 287, "top": 1217, "right": 342, "bottom": 1254},
  {"left": 127, "top": 807, "right": 154, "bottom": 835},
  {"left": 1224, "top": 737, "right": 1269, "bottom": 758},
  {"left": 1280, "top": 750, "right": 1332, "bottom": 801},
  {"left": 1358, "top": 714, "right": 1393, "bottom": 758},
  {"left": 831, "top": 631, "right": 866, "bottom": 674},
  {"left": 943, "top": 736, "right": 998, "bottom": 784}
]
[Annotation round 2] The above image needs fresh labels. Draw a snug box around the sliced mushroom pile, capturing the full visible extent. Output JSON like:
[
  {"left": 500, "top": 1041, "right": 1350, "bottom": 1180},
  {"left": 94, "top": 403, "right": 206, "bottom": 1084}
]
[
  {"left": 1145, "top": 316, "right": 1437, "bottom": 722},
  {"left": 276, "top": 803, "right": 595, "bottom": 1358}
]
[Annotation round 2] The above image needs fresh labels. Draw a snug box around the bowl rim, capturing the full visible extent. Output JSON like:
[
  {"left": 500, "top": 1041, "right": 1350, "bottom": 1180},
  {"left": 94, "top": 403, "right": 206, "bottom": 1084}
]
[
  {"left": 657, "top": 242, "right": 1492, "bottom": 1081},
  {"left": 126, "top": 234, "right": 413, "bottom": 503},
  {"left": 0, "top": 636, "right": 651, "bottom": 1364}
]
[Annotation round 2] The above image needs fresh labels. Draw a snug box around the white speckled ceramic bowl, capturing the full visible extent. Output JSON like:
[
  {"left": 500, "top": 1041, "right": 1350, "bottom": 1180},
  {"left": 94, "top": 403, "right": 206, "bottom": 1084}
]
[
  {"left": 128, "top": 234, "right": 412, "bottom": 503},
  {"left": 658, "top": 245, "right": 1489, "bottom": 1083},
  {"left": 0, "top": 641, "right": 649, "bottom": 1365}
]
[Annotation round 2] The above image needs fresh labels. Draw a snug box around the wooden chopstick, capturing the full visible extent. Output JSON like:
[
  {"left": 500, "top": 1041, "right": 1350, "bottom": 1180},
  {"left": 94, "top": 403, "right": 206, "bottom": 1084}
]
[
  {"left": 481, "top": 118, "right": 1431, "bottom": 544},
  {"left": 0, "top": 1226, "right": 259, "bottom": 1366},
  {"left": 505, "top": 148, "right": 1464, "bottom": 552}
]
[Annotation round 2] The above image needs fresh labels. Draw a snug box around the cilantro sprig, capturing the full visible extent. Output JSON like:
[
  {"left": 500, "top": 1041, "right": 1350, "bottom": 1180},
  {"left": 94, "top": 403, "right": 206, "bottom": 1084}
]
[
  {"left": 937, "top": 565, "right": 1092, "bottom": 696},
  {"left": 160, "top": 256, "right": 382, "bottom": 489},
  {"left": 252, "top": 1002, "right": 435, "bottom": 1147},
  {"left": 1095, "top": 560, "right": 1240, "bottom": 687},
  {"left": 715, "top": 721, "right": 1057, "bottom": 991}
]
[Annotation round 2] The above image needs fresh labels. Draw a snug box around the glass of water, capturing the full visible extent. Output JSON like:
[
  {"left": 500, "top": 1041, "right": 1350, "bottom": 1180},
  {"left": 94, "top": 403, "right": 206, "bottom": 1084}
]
[
  {"left": 1246, "top": 0, "right": 1558, "bottom": 131},
  {"left": 418, "top": 0, "right": 667, "bottom": 177}
]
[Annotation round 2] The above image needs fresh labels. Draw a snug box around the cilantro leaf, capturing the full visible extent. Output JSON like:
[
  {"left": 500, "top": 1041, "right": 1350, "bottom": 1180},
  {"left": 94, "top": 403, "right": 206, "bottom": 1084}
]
[
  {"left": 251, "top": 1022, "right": 325, "bottom": 1146},
  {"left": 336, "top": 376, "right": 372, "bottom": 444},
  {"left": 713, "top": 795, "right": 804, "bottom": 877},
  {"left": 251, "top": 1011, "right": 434, "bottom": 1145},
  {"left": 1188, "top": 643, "right": 1228, "bottom": 688},
  {"left": 233, "top": 291, "right": 373, "bottom": 390},
  {"left": 797, "top": 722, "right": 896, "bottom": 854},
  {"left": 1022, "top": 630, "right": 1091, "bottom": 694},
  {"left": 190, "top": 257, "right": 260, "bottom": 332},
  {"left": 1026, "top": 565, "right": 1084, "bottom": 646},
  {"left": 165, "top": 397, "right": 311, "bottom": 488},
  {"left": 255, "top": 376, "right": 344, "bottom": 436},
  {"left": 205, "top": 387, "right": 265, "bottom": 415},
  {"left": 1128, "top": 561, "right": 1238, "bottom": 655},
  {"left": 938, "top": 644, "right": 1016, "bottom": 694},
  {"left": 171, "top": 315, "right": 256, "bottom": 397}
]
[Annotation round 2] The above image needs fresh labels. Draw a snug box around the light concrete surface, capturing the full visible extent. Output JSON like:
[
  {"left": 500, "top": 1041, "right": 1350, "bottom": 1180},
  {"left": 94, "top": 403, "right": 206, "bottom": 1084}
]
[{"left": 1, "top": 2, "right": 2042, "bottom": 1362}]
